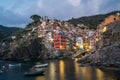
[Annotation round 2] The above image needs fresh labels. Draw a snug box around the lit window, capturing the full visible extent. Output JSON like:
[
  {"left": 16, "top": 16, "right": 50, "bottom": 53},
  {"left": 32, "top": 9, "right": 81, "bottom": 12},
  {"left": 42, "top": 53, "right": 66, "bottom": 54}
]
[{"left": 102, "top": 26, "right": 107, "bottom": 32}]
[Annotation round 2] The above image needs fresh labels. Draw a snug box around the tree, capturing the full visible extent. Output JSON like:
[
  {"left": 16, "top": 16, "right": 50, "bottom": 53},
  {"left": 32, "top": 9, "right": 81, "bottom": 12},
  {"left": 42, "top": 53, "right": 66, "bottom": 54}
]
[{"left": 30, "top": 14, "right": 41, "bottom": 22}]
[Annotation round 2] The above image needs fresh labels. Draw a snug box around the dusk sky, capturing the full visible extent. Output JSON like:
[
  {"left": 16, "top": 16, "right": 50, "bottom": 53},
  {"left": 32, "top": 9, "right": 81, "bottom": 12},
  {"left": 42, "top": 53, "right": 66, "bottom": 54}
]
[{"left": 0, "top": 0, "right": 120, "bottom": 27}]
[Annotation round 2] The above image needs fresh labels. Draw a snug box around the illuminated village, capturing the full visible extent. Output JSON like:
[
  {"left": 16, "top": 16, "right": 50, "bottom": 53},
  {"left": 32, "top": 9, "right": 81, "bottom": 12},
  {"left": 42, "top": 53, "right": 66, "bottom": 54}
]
[
  {"left": 26, "top": 13, "right": 120, "bottom": 59},
  {"left": 1, "top": 0, "right": 120, "bottom": 79},
  {"left": 0, "top": 12, "right": 119, "bottom": 80}
]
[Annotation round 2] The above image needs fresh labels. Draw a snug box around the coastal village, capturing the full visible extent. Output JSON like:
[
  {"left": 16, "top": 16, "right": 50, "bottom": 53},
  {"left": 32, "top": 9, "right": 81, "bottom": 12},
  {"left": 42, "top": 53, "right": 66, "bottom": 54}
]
[
  {"left": 0, "top": 12, "right": 120, "bottom": 80},
  {"left": 0, "top": 12, "right": 119, "bottom": 60},
  {"left": 22, "top": 12, "right": 120, "bottom": 59},
  {"left": 1, "top": 1, "right": 120, "bottom": 79}
]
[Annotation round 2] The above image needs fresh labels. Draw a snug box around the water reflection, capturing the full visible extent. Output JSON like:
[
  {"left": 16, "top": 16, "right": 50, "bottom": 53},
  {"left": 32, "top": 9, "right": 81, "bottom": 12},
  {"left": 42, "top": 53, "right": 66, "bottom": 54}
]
[
  {"left": 96, "top": 69, "right": 104, "bottom": 80},
  {"left": 76, "top": 66, "right": 104, "bottom": 80},
  {"left": 59, "top": 60, "right": 65, "bottom": 80},
  {"left": 74, "top": 60, "right": 80, "bottom": 79},
  {"left": 36, "top": 76, "right": 45, "bottom": 80},
  {"left": 49, "top": 62, "right": 56, "bottom": 80},
  {"left": 43, "top": 59, "right": 120, "bottom": 80},
  {"left": 0, "top": 60, "right": 120, "bottom": 80}
]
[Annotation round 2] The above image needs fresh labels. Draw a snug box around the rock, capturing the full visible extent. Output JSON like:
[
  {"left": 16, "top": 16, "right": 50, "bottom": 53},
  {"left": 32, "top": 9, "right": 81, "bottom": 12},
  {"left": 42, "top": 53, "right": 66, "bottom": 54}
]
[
  {"left": 78, "top": 21, "right": 120, "bottom": 67},
  {"left": 0, "top": 34, "right": 46, "bottom": 61}
]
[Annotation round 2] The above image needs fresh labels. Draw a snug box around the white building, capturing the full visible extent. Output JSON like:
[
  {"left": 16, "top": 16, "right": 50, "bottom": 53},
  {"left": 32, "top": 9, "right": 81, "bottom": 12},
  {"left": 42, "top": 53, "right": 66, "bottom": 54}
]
[
  {"left": 11, "top": 36, "right": 16, "bottom": 40},
  {"left": 88, "top": 30, "right": 95, "bottom": 37},
  {"left": 76, "top": 37, "right": 83, "bottom": 49}
]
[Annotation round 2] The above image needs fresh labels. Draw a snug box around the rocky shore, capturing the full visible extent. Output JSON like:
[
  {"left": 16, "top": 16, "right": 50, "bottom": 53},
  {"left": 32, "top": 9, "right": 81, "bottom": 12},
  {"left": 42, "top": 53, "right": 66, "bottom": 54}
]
[{"left": 78, "top": 21, "right": 120, "bottom": 67}]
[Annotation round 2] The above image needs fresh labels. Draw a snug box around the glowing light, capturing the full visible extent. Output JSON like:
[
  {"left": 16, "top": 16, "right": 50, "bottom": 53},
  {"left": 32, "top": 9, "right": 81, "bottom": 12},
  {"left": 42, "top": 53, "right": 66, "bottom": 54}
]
[
  {"left": 38, "top": 34, "right": 43, "bottom": 38},
  {"left": 73, "top": 46, "right": 77, "bottom": 50},
  {"left": 85, "top": 36, "right": 88, "bottom": 39},
  {"left": 60, "top": 45, "right": 62, "bottom": 49},
  {"left": 76, "top": 43, "right": 79, "bottom": 46},
  {"left": 79, "top": 44, "right": 83, "bottom": 49},
  {"left": 89, "top": 46, "right": 93, "bottom": 50},
  {"left": 41, "top": 21, "right": 46, "bottom": 26},
  {"left": 49, "top": 38, "right": 53, "bottom": 42},
  {"left": 86, "top": 48, "right": 90, "bottom": 52},
  {"left": 60, "top": 45, "right": 64, "bottom": 49},
  {"left": 102, "top": 26, "right": 107, "bottom": 32},
  {"left": 96, "top": 38, "right": 99, "bottom": 42}
]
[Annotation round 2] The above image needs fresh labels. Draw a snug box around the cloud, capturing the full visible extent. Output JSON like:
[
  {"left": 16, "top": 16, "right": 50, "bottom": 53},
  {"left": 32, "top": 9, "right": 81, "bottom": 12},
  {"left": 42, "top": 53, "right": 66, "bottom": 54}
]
[
  {"left": 67, "top": 0, "right": 81, "bottom": 7},
  {"left": 38, "top": 0, "right": 43, "bottom": 8},
  {"left": 0, "top": 6, "right": 30, "bottom": 27},
  {"left": 0, "top": 0, "right": 120, "bottom": 27},
  {"left": 35, "top": 0, "right": 104, "bottom": 20}
]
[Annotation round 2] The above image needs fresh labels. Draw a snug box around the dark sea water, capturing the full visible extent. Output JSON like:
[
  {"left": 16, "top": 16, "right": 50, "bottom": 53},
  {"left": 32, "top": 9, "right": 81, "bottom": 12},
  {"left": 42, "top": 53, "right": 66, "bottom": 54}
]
[{"left": 0, "top": 59, "right": 119, "bottom": 80}]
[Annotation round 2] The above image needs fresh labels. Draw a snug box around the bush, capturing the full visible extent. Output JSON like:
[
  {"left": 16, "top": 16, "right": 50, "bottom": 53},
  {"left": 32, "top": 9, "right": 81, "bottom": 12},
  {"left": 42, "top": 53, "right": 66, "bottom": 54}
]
[{"left": 1, "top": 37, "right": 13, "bottom": 42}]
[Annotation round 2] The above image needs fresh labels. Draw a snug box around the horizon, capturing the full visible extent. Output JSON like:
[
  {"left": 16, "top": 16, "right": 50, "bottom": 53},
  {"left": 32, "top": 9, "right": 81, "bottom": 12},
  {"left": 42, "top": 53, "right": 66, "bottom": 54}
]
[{"left": 0, "top": 0, "right": 120, "bottom": 28}]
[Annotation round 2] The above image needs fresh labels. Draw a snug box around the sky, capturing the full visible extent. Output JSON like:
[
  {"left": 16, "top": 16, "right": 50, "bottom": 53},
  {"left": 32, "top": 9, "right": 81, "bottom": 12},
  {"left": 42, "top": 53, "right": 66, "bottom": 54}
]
[{"left": 0, "top": 0, "right": 120, "bottom": 28}]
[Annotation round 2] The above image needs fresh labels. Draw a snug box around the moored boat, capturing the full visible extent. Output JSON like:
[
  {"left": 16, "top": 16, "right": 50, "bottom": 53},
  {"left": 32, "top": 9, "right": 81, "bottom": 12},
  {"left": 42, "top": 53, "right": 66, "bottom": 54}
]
[
  {"left": 34, "top": 63, "right": 48, "bottom": 68},
  {"left": 8, "top": 63, "right": 21, "bottom": 67},
  {"left": 0, "top": 71, "right": 3, "bottom": 74},
  {"left": 24, "top": 70, "right": 44, "bottom": 76}
]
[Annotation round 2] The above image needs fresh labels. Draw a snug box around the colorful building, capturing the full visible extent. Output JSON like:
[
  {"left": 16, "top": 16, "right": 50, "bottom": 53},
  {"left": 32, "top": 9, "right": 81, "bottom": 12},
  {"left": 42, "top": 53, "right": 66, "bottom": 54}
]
[
  {"left": 76, "top": 36, "right": 84, "bottom": 50},
  {"left": 54, "top": 33, "right": 66, "bottom": 50}
]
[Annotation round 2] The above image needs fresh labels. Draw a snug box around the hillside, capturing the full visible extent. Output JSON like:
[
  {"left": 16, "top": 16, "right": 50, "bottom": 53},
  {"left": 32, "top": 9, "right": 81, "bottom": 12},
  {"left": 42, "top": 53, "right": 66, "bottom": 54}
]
[
  {"left": 0, "top": 25, "right": 22, "bottom": 41},
  {"left": 68, "top": 11, "right": 120, "bottom": 29},
  {"left": 0, "top": 20, "right": 46, "bottom": 61},
  {"left": 78, "top": 21, "right": 120, "bottom": 67},
  {"left": 0, "top": 14, "right": 49, "bottom": 61}
]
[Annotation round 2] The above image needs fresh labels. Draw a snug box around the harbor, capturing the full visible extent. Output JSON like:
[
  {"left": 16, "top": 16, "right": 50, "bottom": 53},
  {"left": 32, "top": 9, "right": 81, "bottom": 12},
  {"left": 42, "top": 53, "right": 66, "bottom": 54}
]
[{"left": 0, "top": 59, "right": 119, "bottom": 80}]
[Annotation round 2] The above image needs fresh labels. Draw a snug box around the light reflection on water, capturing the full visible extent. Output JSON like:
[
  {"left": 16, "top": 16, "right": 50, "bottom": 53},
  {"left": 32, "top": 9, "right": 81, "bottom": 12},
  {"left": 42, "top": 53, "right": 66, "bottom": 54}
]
[
  {"left": 96, "top": 69, "right": 104, "bottom": 80},
  {"left": 49, "top": 62, "right": 56, "bottom": 80},
  {"left": 35, "top": 59, "right": 119, "bottom": 80},
  {"left": 0, "top": 59, "right": 119, "bottom": 80},
  {"left": 59, "top": 60, "right": 65, "bottom": 80}
]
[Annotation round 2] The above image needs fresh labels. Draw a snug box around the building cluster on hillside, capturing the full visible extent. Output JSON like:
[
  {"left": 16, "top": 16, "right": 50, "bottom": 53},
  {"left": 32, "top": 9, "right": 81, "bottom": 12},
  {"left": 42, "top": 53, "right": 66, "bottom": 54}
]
[
  {"left": 26, "top": 12, "right": 120, "bottom": 58},
  {"left": 36, "top": 19, "right": 95, "bottom": 55},
  {"left": 34, "top": 12, "right": 120, "bottom": 57}
]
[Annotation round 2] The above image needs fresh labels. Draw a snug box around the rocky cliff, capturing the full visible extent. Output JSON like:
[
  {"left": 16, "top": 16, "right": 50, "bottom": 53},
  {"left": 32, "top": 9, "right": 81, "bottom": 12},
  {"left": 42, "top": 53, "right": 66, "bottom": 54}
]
[
  {"left": 0, "top": 27, "right": 46, "bottom": 61},
  {"left": 78, "top": 21, "right": 120, "bottom": 67}
]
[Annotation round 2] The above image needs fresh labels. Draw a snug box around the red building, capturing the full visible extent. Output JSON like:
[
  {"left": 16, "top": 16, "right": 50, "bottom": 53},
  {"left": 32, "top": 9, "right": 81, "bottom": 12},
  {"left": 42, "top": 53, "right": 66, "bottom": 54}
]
[{"left": 54, "top": 33, "right": 66, "bottom": 50}]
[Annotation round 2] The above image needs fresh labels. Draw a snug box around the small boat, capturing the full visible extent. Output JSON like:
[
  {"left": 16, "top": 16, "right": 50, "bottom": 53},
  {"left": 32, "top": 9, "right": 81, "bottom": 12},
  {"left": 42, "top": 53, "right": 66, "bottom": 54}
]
[
  {"left": 8, "top": 63, "right": 21, "bottom": 67},
  {"left": 0, "top": 71, "right": 3, "bottom": 74},
  {"left": 1, "top": 65, "right": 8, "bottom": 72},
  {"left": 34, "top": 63, "right": 48, "bottom": 68},
  {"left": 24, "top": 70, "right": 44, "bottom": 76},
  {"left": 59, "top": 56, "right": 65, "bottom": 59}
]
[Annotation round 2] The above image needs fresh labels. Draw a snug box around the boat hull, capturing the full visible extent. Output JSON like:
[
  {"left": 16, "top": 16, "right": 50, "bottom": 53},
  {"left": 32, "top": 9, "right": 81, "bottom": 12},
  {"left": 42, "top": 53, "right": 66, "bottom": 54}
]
[
  {"left": 9, "top": 63, "right": 21, "bottom": 67},
  {"left": 24, "top": 71, "right": 44, "bottom": 76},
  {"left": 34, "top": 63, "right": 48, "bottom": 68}
]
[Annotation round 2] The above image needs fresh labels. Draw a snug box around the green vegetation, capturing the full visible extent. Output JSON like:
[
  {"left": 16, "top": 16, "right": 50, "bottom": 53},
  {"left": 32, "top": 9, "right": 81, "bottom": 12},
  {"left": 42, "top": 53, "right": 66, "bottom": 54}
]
[
  {"left": 1, "top": 36, "right": 13, "bottom": 42},
  {"left": 0, "top": 25, "right": 22, "bottom": 41},
  {"left": 15, "top": 29, "right": 31, "bottom": 40},
  {"left": 30, "top": 14, "right": 41, "bottom": 22},
  {"left": 68, "top": 11, "right": 120, "bottom": 29},
  {"left": 26, "top": 14, "right": 42, "bottom": 29}
]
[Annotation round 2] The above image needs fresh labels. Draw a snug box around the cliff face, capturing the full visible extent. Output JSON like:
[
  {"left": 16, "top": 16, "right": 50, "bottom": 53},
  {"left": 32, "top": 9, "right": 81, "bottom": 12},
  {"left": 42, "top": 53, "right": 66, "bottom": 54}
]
[
  {"left": 0, "top": 27, "right": 46, "bottom": 61},
  {"left": 79, "top": 21, "right": 120, "bottom": 66}
]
